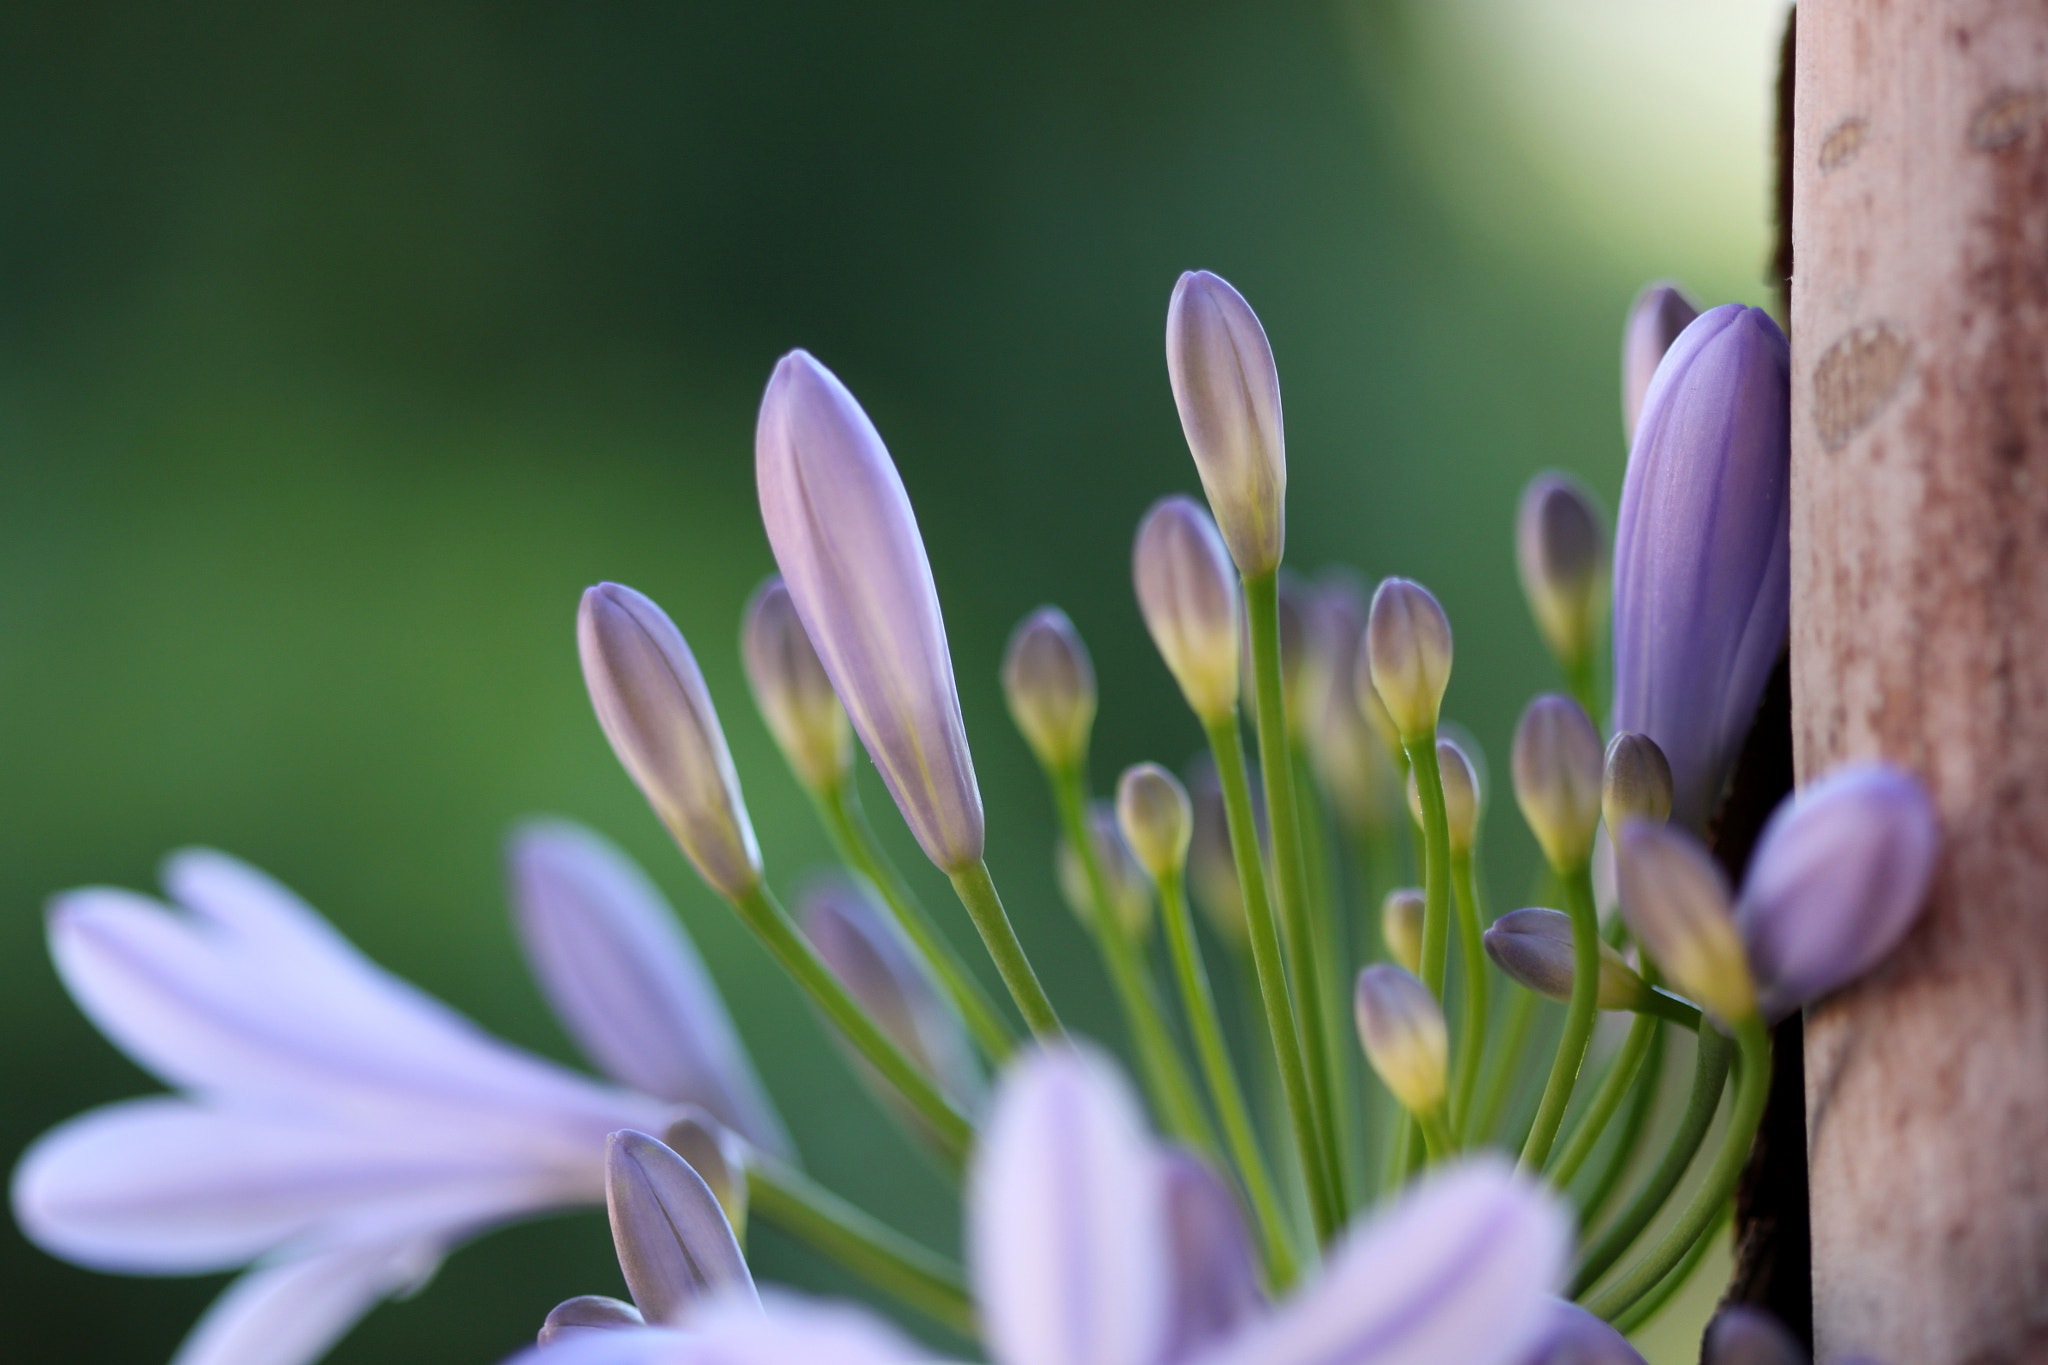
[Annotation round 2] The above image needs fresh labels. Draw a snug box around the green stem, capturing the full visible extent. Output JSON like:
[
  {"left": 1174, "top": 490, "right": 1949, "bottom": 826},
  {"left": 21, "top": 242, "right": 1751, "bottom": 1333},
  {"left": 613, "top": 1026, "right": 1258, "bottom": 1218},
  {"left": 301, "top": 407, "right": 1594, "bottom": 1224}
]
[
  {"left": 729, "top": 883, "right": 973, "bottom": 1158},
  {"left": 1586, "top": 1017, "right": 1770, "bottom": 1320},
  {"left": 1157, "top": 869, "right": 1298, "bottom": 1287},
  {"left": 945, "top": 861, "right": 1062, "bottom": 1038},
  {"left": 1608, "top": 1197, "right": 1733, "bottom": 1336},
  {"left": 1567, "top": 1025, "right": 1734, "bottom": 1297},
  {"left": 1204, "top": 715, "right": 1338, "bottom": 1241},
  {"left": 746, "top": 1155, "right": 976, "bottom": 1337},
  {"left": 815, "top": 780, "right": 1016, "bottom": 1061},
  {"left": 1295, "top": 750, "right": 1360, "bottom": 1210},
  {"left": 1548, "top": 1013, "right": 1660, "bottom": 1189},
  {"left": 1518, "top": 859, "right": 1600, "bottom": 1174},
  {"left": 1417, "top": 1106, "right": 1456, "bottom": 1163},
  {"left": 1564, "top": 648, "right": 1598, "bottom": 727},
  {"left": 1401, "top": 735, "right": 1453, "bottom": 999},
  {"left": 1049, "top": 765, "right": 1219, "bottom": 1159},
  {"left": 1579, "top": 1011, "right": 1669, "bottom": 1225},
  {"left": 1448, "top": 849, "right": 1490, "bottom": 1139},
  {"left": 1243, "top": 571, "right": 1345, "bottom": 1215},
  {"left": 1471, "top": 981, "right": 1540, "bottom": 1144}
]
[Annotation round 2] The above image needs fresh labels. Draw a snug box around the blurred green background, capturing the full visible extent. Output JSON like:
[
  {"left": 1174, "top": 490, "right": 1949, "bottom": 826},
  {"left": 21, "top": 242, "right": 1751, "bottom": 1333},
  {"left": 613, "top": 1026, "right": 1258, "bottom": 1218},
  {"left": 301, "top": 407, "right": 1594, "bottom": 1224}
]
[{"left": 0, "top": 1, "right": 1786, "bottom": 1360}]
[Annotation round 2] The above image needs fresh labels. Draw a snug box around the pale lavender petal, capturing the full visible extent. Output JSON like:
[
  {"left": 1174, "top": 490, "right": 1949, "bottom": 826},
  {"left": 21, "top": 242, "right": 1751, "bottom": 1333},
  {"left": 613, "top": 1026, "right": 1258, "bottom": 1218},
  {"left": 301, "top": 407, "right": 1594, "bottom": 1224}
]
[
  {"left": 607, "top": 1130, "right": 756, "bottom": 1326},
  {"left": 541, "top": 1296, "right": 648, "bottom": 1344},
  {"left": 1133, "top": 496, "right": 1243, "bottom": 726},
  {"left": 1166, "top": 270, "right": 1287, "bottom": 577},
  {"left": 1156, "top": 1151, "right": 1265, "bottom": 1365},
  {"left": 502, "top": 1328, "right": 695, "bottom": 1365},
  {"left": 1736, "top": 764, "right": 1939, "bottom": 1021},
  {"left": 1193, "top": 1159, "right": 1567, "bottom": 1365},
  {"left": 971, "top": 1045, "right": 1170, "bottom": 1365},
  {"left": 168, "top": 1237, "right": 442, "bottom": 1365},
  {"left": 1621, "top": 283, "right": 1701, "bottom": 442},
  {"left": 755, "top": 350, "right": 984, "bottom": 871},
  {"left": 1612, "top": 304, "right": 1790, "bottom": 832},
  {"left": 1518, "top": 1299, "right": 1646, "bottom": 1365},
  {"left": 508, "top": 819, "right": 791, "bottom": 1156},
  {"left": 501, "top": 1293, "right": 922, "bottom": 1365}
]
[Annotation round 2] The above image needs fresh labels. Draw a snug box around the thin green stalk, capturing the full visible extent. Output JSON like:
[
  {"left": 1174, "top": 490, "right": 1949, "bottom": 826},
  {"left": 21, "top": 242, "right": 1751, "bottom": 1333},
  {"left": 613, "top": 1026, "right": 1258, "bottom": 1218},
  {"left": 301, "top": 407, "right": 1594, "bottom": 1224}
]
[
  {"left": 1157, "top": 868, "right": 1297, "bottom": 1287},
  {"left": 729, "top": 884, "right": 973, "bottom": 1158},
  {"left": 747, "top": 1155, "right": 976, "bottom": 1337},
  {"left": 1204, "top": 715, "right": 1338, "bottom": 1241},
  {"left": 1447, "top": 849, "right": 1489, "bottom": 1139},
  {"left": 1586, "top": 1017, "right": 1770, "bottom": 1320},
  {"left": 945, "top": 860, "right": 1061, "bottom": 1038},
  {"left": 1295, "top": 753, "right": 1361, "bottom": 1209},
  {"left": 1564, "top": 649, "right": 1598, "bottom": 727},
  {"left": 1519, "top": 860, "right": 1600, "bottom": 1173},
  {"left": 815, "top": 780, "right": 1015, "bottom": 1060},
  {"left": 1471, "top": 981, "right": 1540, "bottom": 1145},
  {"left": 1382, "top": 1114, "right": 1415, "bottom": 1194},
  {"left": 1567, "top": 1026, "right": 1733, "bottom": 1297},
  {"left": 1579, "top": 1009, "right": 1670, "bottom": 1225},
  {"left": 1608, "top": 1196, "right": 1733, "bottom": 1336},
  {"left": 1549, "top": 1013, "right": 1660, "bottom": 1189},
  {"left": 1417, "top": 1107, "right": 1456, "bottom": 1163},
  {"left": 1243, "top": 571, "right": 1345, "bottom": 1213},
  {"left": 1049, "top": 765, "right": 1219, "bottom": 1159},
  {"left": 1403, "top": 737, "right": 1454, "bottom": 997}
]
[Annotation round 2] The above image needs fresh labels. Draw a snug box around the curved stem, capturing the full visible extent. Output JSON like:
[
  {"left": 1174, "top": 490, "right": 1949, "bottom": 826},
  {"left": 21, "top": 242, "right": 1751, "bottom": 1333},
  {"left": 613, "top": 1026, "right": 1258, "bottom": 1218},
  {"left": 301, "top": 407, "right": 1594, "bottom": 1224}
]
[
  {"left": 1471, "top": 981, "right": 1541, "bottom": 1145},
  {"left": 1417, "top": 1106, "right": 1456, "bottom": 1163},
  {"left": 946, "top": 860, "right": 1061, "bottom": 1038},
  {"left": 1518, "top": 859, "right": 1600, "bottom": 1174},
  {"left": 730, "top": 883, "right": 973, "bottom": 1158},
  {"left": 1157, "top": 868, "right": 1298, "bottom": 1287},
  {"left": 1296, "top": 752, "right": 1360, "bottom": 1209},
  {"left": 1205, "top": 715, "right": 1338, "bottom": 1242},
  {"left": 1586, "top": 1017, "right": 1771, "bottom": 1319},
  {"left": 1403, "top": 734, "right": 1454, "bottom": 999},
  {"left": 1049, "top": 764, "right": 1219, "bottom": 1159},
  {"left": 1567, "top": 1025, "right": 1734, "bottom": 1297},
  {"left": 747, "top": 1155, "right": 976, "bottom": 1337},
  {"left": 1578, "top": 1013, "right": 1670, "bottom": 1227},
  {"left": 816, "top": 779, "right": 1015, "bottom": 1060},
  {"left": 1608, "top": 1196, "right": 1734, "bottom": 1336},
  {"left": 1244, "top": 571, "right": 1345, "bottom": 1213},
  {"left": 1448, "top": 849, "right": 1490, "bottom": 1139},
  {"left": 1549, "top": 1013, "right": 1660, "bottom": 1189}
]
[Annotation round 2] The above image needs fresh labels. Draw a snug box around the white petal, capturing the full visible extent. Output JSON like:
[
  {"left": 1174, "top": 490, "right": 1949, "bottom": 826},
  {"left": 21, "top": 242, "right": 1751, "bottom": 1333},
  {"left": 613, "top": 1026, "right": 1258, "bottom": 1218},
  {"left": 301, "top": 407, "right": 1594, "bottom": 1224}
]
[
  {"left": 501, "top": 1329, "right": 698, "bottom": 1365},
  {"left": 507, "top": 820, "right": 791, "bottom": 1156},
  {"left": 498, "top": 1294, "right": 922, "bottom": 1365},
  {"left": 169, "top": 1237, "right": 442, "bottom": 1365},
  {"left": 1194, "top": 1159, "right": 1568, "bottom": 1365},
  {"left": 12, "top": 1097, "right": 603, "bottom": 1274},
  {"left": 970, "top": 1045, "right": 1169, "bottom": 1365}
]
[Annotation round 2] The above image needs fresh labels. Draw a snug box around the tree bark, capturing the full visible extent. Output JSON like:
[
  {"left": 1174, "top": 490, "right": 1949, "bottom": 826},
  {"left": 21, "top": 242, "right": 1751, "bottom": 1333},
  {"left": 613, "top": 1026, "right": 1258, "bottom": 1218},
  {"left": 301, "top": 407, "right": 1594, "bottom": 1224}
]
[{"left": 1792, "top": 4, "right": 2048, "bottom": 1362}]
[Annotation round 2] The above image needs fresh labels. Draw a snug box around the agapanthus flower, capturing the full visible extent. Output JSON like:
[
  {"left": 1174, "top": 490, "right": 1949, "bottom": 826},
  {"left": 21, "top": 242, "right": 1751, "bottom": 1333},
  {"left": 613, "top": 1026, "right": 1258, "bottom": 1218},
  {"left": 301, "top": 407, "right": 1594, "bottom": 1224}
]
[{"left": 12, "top": 821, "right": 783, "bottom": 1365}]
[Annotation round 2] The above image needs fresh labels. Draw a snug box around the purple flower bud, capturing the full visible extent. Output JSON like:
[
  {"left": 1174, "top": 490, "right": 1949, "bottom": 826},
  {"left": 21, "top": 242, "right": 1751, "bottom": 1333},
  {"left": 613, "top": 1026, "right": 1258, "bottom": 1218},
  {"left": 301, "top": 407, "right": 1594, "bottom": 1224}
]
[
  {"left": 740, "top": 575, "right": 852, "bottom": 794},
  {"left": 1116, "top": 763, "right": 1193, "bottom": 882},
  {"left": 1354, "top": 964, "right": 1449, "bottom": 1114},
  {"left": 1515, "top": 473, "right": 1608, "bottom": 672},
  {"left": 537, "top": 1295, "right": 645, "bottom": 1344},
  {"left": 1366, "top": 577, "right": 1453, "bottom": 741},
  {"left": 1602, "top": 732, "right": 1673, "bottom": 832},
  {"left": 755, "top": 350, "right": 984, "bottom": 871},
  {"left": 659, "top": 1109, "right": 752, "bottom": 1240},
  {"left": 1166, "top": 270, "right": 1286, "bottom": 577},
  {"left": 578, "top": 583, "right": 762, "bottom": 899},
  {"left": 1002, "top": 606, "right": 1097, "bottom": 773},
  {"left": 1157, "top": 1149, "right": 1266, "bottom": 1362},
  {"left": 1735, "top": 763, "right": 1939, "bottom": 1021},
  {"left": 1621, "top": 282, "right": 1701, "bottom": 442},
  {"left": 605, "top": 1129, "right": 756, "bottom": 1326},
  {"left": 1704, "top": 1305, "right": 1808, "bottom": 1365},
  {"left": 1134, "top": 496, "right": 1243, "bottom": 724},
  {"left": 1612, "top": 304, "right": 1790, "bottom": 833},
  {"left": 1520, "top": 1298, "right": 1648, "bottom": 1365},
  {"left": 1381, "top": 888, "right": 1425, "bottom": 974},
  {"left": 1513, "top": 695, "right": 1605, "bottom": 871},
  {"left": 1302, "top": 574, "right": 1403, "bottom": 836},
  {"left": 1615, "top": 821, "right": 1757, "bottom": 1025},
  {"left": 1057, "top": 801, "right": 1155, "bottom": 941},
  {"left": 1407, "top": 737, "right": 1481, "bottom": 854},
  {"left": 1483, "top": 908, "right": 1651, "bottom": 1013}
]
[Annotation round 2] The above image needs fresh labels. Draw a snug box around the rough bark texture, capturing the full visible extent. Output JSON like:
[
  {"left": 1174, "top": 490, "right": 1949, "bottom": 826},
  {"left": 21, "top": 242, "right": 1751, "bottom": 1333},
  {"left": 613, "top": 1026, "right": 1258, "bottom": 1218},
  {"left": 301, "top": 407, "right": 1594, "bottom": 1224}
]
[{"left": 1793, "top": 4, "right": 2048, "bottom": 1362}]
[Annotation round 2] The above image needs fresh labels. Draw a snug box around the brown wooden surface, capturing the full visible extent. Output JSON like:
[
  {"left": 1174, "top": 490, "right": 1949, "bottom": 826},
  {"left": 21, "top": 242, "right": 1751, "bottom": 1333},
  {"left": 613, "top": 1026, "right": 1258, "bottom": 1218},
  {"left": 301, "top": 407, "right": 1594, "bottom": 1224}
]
[{"left": 1792, "top": 3, "right": 2048, "bottom": 1361}]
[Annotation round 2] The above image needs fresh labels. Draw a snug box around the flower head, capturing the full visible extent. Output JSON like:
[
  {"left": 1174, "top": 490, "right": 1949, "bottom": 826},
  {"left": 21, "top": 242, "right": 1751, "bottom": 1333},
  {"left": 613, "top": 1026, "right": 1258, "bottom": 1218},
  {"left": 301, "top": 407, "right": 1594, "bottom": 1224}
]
[{"left": 1166, "top": 270, "right": 1286, "bottom": 577}]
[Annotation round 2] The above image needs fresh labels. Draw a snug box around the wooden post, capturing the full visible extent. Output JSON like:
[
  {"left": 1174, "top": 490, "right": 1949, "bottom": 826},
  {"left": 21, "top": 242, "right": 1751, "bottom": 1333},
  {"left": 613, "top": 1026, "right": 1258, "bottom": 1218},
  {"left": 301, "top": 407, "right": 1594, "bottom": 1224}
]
[{"left": 1793, "top": 4, "right": 2048, "bottom": 1361}]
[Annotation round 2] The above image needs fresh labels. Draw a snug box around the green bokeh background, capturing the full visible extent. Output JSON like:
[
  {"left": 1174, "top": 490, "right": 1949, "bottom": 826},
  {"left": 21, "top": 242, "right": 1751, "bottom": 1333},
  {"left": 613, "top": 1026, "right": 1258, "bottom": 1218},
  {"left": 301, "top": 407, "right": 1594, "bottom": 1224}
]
[{"left": 0, "top": 2, "right": 1781, "bottom": 1360}]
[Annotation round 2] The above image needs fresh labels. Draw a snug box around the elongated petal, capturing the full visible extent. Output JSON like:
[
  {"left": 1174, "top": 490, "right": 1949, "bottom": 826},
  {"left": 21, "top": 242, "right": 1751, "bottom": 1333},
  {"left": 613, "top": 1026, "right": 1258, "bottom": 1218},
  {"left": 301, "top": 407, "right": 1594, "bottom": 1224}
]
[
  {"left": 1520, "top": 1299, "right": 1646, "bottom": 1365},
  {"left": 1612, "top": 304, "right": 1790, "bottom": 832},
  {"left": 508, "top": 819, "right": 791, "bottom": 1156},
  {"left": 1621, "top": 283, "right": 1701, "bottom": 442},
  {"left": 501, "top": 1293, "right": 917, "bottom": 1365},
  {"left": 971, "top": 1045, "right": 1170, "bottom": 1365},
  {"left": 1195, "top": 1159, "right": 1567, "bottom": 1365},
  {"left": 1615, "top": 821, "right": 1756, "bottom": 1025},
  {"left": 169, "top": 1237, "right": 442, "bottom": 1365},
  {"left": 1735, "top": 764, "right": 1939, "bottom": 1021},
  {"left": 1482, "top": 908, "right": 1649, "bottom": 1012},
  {"left": 607, "top": 1130, "right": 756, "bottom": 1326},
  {"left": 756, "top": 350, "right": 984, "bottom": 870},
  {"left": 1157, "top": 1151, "right": 1265, "bottom": 1365},
  {"left": 1166, "top": 270, "right": 1286, "bottom": 577}
]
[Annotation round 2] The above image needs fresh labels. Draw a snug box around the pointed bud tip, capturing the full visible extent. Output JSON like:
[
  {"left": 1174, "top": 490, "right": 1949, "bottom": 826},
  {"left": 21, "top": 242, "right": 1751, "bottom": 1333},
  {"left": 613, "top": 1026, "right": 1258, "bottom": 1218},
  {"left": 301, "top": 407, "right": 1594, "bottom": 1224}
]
[
  {"left": 1133, "top": 496, "right": 1243, "bottom": 724},
  {"left": 1353, "top": 963, "right": 1449, "bottom": 1114},
  {"left": 1002, "top": 606, "right": 1098, "bottom": 772},
  {"left": 1366, "top": 577, "right": 1453, "bottom": 740},
  {"left": 1381, "top": 887, "right": 1425, "bottom": 974},
  {"left": 1513, "top": 695, "right": 1604, "bottom": 871}
]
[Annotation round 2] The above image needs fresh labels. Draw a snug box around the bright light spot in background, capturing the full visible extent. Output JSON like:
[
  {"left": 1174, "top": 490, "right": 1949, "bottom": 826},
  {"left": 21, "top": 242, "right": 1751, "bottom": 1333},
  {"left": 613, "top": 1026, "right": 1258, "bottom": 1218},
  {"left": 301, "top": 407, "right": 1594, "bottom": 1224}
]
[{"left": 1350, "top": 0, "right": 1795, "bottom": 304}]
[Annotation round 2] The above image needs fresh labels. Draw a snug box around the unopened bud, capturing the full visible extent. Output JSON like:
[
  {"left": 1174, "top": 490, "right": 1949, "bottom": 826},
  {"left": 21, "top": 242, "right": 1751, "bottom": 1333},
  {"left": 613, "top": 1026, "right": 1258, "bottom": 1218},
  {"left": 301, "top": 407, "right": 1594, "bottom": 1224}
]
[
  {"left": 1483, "top": 907, "right": 1652, "bottom": 1012},
  {"left": 1058, "top": 801, "right": 1155, "bottom": 941},
  {"left": 1622, "top": 282, "right": 1701, "bottom": 442},
  {"left": 1353, "top": 964, "right": 1449, "bottom": 1115},
  {"left": 1603, "top": 732, "right": 1674, "bottom": 832},
  {"left": 1381, "top": 888, "right": 1425, "bottom": 974},
  {"left": 1704, "top": 1306, "right": 1806, "bottom": 1365},
  {"left": 1407, "top": 737, "right": 1481, "bottom": 853},
  {"left": 1002, "top": 607, "right": 1097, "bottom": 773},
  {"left": 1134, "top": 496, "right": 1243, "bottom": 725},
  {"left": 1515, "top": 473, "right": 1608, "bottom": 671},
  {"left": 1116, "top": 763, "right": 1193, "bottom": 882},
  {"left": 579, "top": 583, "right": 762, "bottom": 900},
  {"left": 1166, "top": 270, "right": 1286, "bottom": 577},
  {"left": 538, "top": 1295, "right": 645, "bottom": 1345},
  {"left": 1615, "top": 821, "right": 1756, "bottom": 1025},
  {"left": 660, "top": 1109, "right": 752, "bottom": 1242},
  {"left": 1365, "top": 577, "right": 1453, "bottom": 740},
  {"left": 1513, "top": 695, "right": 1604, "bottom": 870},
  {"left": 740, "top": 576, "right": 852, "bottom": 794},
  {"left": 1525, "top": 1299, "right": 1649, "bottom": 1365},
  {"left": 605, "top": 1129, "right": 756, "bottom": 1326}
]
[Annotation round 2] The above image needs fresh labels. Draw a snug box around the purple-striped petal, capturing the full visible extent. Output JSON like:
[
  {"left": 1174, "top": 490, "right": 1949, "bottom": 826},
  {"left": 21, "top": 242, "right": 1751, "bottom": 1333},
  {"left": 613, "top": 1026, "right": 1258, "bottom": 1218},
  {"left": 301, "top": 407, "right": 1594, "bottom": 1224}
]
[
  {"left": 540, "top": 1296, "right": 648, "bottom": 1344},
  {"left": 508, "top": 819, "right": 790, "bottom": 1156},
  {"left": 168, "top": 1237, "right": 442, "bottom": 1365},
  {"left": 606, "top": 1130, "right": 756, "bottom": 1326},
  {"left": 1157, "top": 1151, "right": 1265, "bottom": 1364},
  {"left": 755, "top": 350, "right": 984, "bottom": 872},
  {"left": 1165, "top": 271, "right": 1286, "bottom": 578}
]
